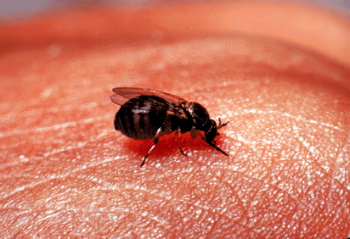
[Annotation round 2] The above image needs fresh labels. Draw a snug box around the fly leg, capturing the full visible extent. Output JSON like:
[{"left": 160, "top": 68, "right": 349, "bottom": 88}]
[
  {"left": 176, "top": 128, "right": 187, "bottom": 156},
  {"left": 140, "top": 127, "right": 162, "bottom": 167},
  {"left": 200, "top": 134, "right": 229, "bottom": 156}
]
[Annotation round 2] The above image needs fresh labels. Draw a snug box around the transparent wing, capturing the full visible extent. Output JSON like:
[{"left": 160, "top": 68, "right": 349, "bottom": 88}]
[{"left": 110, "top": 87, "right": 186, "bottom": 106}]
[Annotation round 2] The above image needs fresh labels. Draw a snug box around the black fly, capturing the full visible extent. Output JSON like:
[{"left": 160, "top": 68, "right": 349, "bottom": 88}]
[{"left": 111, "top": 87, "right": 228, "bottom": 167}]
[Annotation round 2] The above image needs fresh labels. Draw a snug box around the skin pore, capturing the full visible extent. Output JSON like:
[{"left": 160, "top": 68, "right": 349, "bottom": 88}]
[{"left": 0, "top": 1, "right": 349, "bottom": 238}]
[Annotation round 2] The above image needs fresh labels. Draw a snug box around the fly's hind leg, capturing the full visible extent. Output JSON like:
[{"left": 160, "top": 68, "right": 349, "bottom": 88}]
[{"left": 140, "top": 127, "right": 162, "bottom": 167}]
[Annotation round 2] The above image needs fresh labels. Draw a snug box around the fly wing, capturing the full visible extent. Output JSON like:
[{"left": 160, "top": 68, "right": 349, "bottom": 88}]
[{"left": 111, "top": 87, "right": 186, "bottom": 106}]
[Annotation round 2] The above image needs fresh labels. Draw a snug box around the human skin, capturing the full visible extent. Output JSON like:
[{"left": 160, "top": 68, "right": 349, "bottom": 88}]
[{"left": 0, "top": 1, "right": 349, "bottom": 238}]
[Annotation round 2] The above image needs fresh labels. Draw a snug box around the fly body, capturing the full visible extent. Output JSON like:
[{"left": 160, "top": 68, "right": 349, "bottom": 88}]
[{"left": 111, "top": 87, "right": 228, "bottom": 167}]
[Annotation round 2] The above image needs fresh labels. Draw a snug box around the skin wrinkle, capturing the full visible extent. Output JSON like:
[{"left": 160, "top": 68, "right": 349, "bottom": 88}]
[
  {"left": 1, "top": 128, "right": 112, "bottom": 175},
  {"left": 2, "top": 157, "right": 121, "bottom": 203},
  {"left": 167, "top": 170, "right": 290, "bottom": 235}
]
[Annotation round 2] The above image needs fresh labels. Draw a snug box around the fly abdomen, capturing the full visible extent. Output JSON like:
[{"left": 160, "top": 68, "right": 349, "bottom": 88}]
[{"left": 114, "top": 95, "right": 170, "bottom": 140}]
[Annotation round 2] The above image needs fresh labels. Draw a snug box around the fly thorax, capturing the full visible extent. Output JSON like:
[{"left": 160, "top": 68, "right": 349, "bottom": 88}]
[{"left": 185, "top": 102, "right": 211, "bottom": 129}]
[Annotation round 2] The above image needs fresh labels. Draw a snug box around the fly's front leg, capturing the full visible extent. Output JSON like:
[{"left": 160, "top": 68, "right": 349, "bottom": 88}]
[{"left": 140, "top": 127, "right": 162, "bottom": 167}]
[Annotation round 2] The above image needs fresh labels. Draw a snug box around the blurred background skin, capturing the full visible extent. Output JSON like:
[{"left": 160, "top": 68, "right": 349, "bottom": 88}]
[
  {"left": 1, "top": 0, "right": 349, "bottom": 66},
  {"left": 0, "top": 0, "right": 349, "bottom": 20},
  {"left": 0, "top": 0, "right": 350, "bottom": 238}
]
